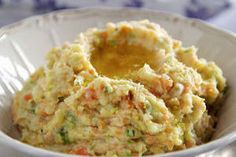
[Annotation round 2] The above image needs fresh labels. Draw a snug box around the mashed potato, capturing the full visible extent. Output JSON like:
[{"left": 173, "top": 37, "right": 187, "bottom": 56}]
[{"left": 12, "top": 20, "right": 226, "bottom": 156}]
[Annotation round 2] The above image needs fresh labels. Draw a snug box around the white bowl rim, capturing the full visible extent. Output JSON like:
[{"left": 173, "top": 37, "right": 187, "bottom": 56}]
[{"left": 0, "top": 7, "right": 236, "bottom": 157}]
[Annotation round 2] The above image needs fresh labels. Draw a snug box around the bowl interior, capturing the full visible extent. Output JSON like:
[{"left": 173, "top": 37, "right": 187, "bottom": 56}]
[{"left": 0, "top": 8, "right": 236, "bottom": 155}]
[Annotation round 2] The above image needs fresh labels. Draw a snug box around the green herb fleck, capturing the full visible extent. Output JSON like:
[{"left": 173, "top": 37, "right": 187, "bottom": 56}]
[
  {"left": 59, "top": 126, "right": 70, "bottom": 144},
  {"left": 146, "top": 104, "right": 153, "bottom": 113},
  {"left": 166, "top": 56, "right": 172, "bottom": 64},
  {"left": 109, "top": 40, "right": 117, "bottom": 47},
  {"left": 30, "top": 100, "right": 36, "bottom": 114},
  {"left": 104, "top": 86, "right": 112, "bottom": 93},
  {"left": 183, "top": 50, "right": 191, "bottom": 53},
  {"left": 66, "top": 111, "right": 77, "bottom": 127},
  {"left": 125, "top": 150, "right": 132, "bottom": 157},
  {"left": 125, "top": 128, "right": 135, "bottom": 137}
]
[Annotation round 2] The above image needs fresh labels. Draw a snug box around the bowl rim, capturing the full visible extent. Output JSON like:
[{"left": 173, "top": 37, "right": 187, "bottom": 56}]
[{"left": 1, "top": 7, "right": 236, "bottom": 157}]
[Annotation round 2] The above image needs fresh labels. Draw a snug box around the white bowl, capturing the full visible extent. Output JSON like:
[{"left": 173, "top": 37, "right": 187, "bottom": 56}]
[{"left": 0, "top": 8, "right": 236, "bottom": 157}]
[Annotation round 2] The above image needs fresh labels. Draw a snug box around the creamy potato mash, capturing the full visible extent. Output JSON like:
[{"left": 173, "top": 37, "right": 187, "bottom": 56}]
[{"left": 12, "top": 20, "right": 226, "bottom": 156}]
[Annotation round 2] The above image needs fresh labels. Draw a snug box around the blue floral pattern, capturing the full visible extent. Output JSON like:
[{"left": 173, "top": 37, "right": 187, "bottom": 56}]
[
  {"left": 33, "top": 0, "right": 72, "bottom": 11},
  {"left": 185, "top": 0, "right": 231, "bottom": 20},
  {"left": 124, "top": 0, "right": 144, "bottom": 8}
]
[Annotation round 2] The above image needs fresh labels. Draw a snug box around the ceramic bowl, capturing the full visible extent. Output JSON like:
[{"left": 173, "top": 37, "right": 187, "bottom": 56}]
[{"left": 0, "top": 8, "right": 236, "bottom": 157}]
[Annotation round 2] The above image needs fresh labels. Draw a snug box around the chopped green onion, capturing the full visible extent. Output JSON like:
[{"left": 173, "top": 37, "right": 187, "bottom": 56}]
[
  {"left": 125, "top": 128, "right": 135, "bottom": 137},
  {"left": 146, "top": 104, "right": 153, "bottom": 113},
  {"left": 104, "top": 86, "right": 112, "bottom": 93},
  {"left": 183, "top": 49, "right": 192, "bottom": 53},
  {"left": 125, "top": 150, "right": 132, "bottom": 157},
  {"left": 59, "top": 126, "right": 70, "bottom": 144},
  {"left": 30, "top": 100, "right": 36, "bottom": 114},
  {"left": 109, "top": 40, "right": 117, "bottom": 47},
  {"left": 66, "top": 111, "right": 77, "bottom": 127}
]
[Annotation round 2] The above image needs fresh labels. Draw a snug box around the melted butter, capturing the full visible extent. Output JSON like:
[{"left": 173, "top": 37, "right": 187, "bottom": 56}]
[{"left": 91, "top": 44, "right": 159, "bottom": 78}]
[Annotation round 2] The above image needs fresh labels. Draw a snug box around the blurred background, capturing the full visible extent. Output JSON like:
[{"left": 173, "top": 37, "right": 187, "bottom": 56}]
[{"left": 0, "top": 0, "right": 236, "bottom": 33}]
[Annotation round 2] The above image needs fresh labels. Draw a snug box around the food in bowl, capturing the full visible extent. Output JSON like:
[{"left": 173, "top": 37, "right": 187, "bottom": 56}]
[{"left": 11, "top": 20, "right": 226, "bottom": 156}]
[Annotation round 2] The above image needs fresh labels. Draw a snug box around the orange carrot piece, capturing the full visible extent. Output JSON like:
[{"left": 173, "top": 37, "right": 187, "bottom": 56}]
[
  {"left": 70, "top": 148, "right": 89, "bottom": 156},
  {"left": 24, "top": 94, "right": 32, "bottom": 101}
]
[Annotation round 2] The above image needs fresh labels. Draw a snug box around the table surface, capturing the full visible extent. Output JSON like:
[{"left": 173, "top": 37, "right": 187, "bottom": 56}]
[{"left": 0, "top": 0, "right": 235, "bottom": 156}]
